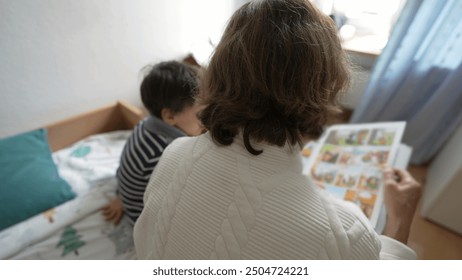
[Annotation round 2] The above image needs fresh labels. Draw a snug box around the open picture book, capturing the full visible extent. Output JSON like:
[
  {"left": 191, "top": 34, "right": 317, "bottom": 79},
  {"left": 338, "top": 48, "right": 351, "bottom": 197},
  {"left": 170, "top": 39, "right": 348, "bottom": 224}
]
[{"left": 301, "top": 121, "right": 412, "bottom": 233}]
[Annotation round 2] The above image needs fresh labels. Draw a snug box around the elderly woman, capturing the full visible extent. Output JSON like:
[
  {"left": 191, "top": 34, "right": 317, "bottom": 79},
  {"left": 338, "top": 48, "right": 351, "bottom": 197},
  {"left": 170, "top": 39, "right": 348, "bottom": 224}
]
[{"left": 134, "top": 0, "right": 420, "bottom": 259}]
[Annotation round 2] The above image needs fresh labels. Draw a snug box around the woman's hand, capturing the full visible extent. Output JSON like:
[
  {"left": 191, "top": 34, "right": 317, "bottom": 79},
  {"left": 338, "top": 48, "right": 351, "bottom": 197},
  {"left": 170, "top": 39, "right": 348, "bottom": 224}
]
[
  {"left": 101, "top": 197, "right": 124, "bottom": 225},
  {"left": 382, "top": 167, "right": 422, "bottom": 244}
]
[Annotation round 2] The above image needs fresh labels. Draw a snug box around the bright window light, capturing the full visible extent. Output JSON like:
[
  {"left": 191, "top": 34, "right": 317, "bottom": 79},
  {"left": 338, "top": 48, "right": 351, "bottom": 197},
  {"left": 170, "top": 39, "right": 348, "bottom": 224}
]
[{"left": 311, "top": 0, "right": 406, "bottom": 54}]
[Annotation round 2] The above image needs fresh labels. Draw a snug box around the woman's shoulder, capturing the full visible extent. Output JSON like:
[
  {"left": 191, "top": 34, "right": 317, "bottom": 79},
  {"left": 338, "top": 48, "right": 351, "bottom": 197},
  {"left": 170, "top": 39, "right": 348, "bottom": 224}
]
[
  {"left": 322, "top": 191, "right": 378, "bottom": 235},
  {"left": 326, "top": 194, "right": 382, "bottom": 257},
  {"left": 167, "top": 133, "right": 213, "bottom": 150},
  {"left": 160, "top": 133, "right": 215, "bottom": 162}
]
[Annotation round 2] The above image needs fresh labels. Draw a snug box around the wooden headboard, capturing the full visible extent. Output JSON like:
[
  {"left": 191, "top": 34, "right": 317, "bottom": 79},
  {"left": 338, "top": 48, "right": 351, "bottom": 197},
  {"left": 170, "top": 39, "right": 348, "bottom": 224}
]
[{"left": 46, "top": 100, "right": 144, "bottom": 152}]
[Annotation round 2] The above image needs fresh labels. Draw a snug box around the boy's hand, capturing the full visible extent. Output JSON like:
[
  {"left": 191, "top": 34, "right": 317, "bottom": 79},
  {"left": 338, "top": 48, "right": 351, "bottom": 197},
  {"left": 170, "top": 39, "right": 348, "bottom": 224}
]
[
  {"left": 382, "top": 167, "right": 421, "bottom": 244},
  {"left": 102, "top": 197, "right": 124, "bottom": 225}
]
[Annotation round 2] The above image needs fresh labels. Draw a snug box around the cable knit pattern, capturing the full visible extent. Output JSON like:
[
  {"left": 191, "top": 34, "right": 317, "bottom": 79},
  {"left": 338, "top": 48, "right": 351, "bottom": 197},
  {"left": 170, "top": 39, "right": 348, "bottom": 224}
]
[
  {"left": 214, "top": 155, "right": 262, "bottom": 259},
  {"left": 150, "top": 143, "right": 189, "bottom": 258},
  {"left": 134, "top": 133, "right": 416, "bottom": 259}
]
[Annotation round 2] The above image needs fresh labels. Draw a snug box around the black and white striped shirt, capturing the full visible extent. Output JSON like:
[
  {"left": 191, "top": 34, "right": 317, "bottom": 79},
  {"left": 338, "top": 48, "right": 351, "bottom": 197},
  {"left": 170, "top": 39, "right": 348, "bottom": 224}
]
[{"left": 116, "top": 116, "right": 184, "bottom": 224}]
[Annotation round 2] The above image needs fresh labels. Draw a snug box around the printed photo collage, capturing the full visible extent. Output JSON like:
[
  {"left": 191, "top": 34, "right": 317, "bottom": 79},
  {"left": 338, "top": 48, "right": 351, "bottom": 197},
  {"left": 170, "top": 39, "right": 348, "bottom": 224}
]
[{"left": 302, "top": 126, "right": 400, "bottom": 219}]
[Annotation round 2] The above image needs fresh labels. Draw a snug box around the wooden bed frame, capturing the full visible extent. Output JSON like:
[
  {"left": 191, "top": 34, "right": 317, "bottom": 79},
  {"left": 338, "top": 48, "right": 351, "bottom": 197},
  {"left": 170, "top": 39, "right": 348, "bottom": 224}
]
[{"left": 46, "top": 100, "right": 144, "bottom": 152}]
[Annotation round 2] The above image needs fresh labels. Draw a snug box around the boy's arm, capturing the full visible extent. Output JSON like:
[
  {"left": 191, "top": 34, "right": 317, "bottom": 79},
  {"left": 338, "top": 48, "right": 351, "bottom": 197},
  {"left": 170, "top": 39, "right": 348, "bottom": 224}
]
[{"left": 101, "top": 197, "right": 124, "bottom": 225}]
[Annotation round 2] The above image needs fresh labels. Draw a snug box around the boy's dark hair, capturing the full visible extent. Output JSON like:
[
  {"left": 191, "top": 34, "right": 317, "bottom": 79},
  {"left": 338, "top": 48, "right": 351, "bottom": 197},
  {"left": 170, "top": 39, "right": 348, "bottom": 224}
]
[
  {"left": 140, "top": 61, "right": 199, "bottom": 118},
  {"left": 198, "top": 0, "right": 350, "bottom": 155}
]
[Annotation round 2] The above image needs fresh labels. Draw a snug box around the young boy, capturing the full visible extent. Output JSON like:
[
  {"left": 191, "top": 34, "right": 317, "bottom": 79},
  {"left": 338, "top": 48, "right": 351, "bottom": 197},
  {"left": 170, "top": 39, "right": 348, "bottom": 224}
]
[{"left": 102, "top": 60, "right": 203, "bottom": 225}]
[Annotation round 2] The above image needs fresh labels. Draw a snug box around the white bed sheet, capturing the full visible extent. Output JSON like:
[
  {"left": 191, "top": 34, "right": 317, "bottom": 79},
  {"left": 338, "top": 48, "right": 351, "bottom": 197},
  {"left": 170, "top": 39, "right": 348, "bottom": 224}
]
[{"left": 0, "top": 130, "right": 136, "bottom": 260}]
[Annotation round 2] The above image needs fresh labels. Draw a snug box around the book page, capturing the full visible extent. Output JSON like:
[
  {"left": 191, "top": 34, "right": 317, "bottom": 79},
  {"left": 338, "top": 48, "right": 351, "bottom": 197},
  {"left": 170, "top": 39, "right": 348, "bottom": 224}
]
[{"left": 302, "top": 122, "right": 406, "bottom": 228}]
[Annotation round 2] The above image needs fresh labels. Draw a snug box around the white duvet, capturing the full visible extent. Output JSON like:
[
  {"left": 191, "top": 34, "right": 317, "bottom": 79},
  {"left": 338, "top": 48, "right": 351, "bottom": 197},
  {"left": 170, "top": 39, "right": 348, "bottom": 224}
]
[{"left": 0, "top": 131, "right": 136, "bottom": 260}]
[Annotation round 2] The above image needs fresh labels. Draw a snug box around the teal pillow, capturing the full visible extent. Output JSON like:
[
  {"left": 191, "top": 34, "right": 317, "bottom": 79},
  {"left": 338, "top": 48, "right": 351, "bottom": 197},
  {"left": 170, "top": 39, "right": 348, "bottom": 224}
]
[{"left": 0, "top": 129, "right": 76, "bottom": 231}]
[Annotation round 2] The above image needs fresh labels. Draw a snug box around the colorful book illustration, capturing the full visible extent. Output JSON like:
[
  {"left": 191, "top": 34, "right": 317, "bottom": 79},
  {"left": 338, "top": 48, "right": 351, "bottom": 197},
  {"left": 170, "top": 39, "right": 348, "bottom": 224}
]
[{"left": 302, "top": 122, "right": 410, "bottom": 232}]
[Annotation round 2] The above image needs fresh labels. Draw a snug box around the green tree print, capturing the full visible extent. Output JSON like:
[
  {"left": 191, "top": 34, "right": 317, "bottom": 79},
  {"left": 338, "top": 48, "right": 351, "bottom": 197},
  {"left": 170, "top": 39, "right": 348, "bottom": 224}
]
[
  {"left": 56, "top": 226, "right": 86, "bottom": 257},
  {"left": 70, "top": 145, "right": 91, "bottom": 158}
]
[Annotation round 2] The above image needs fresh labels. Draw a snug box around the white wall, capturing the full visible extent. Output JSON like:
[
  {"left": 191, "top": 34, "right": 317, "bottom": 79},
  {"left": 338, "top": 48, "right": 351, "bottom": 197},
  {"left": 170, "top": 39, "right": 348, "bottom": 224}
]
[
  {"left": 422, "top": 123, "right": 462, "bottom": 234},
  {"left": 0, "top": 0, "right": 236, "bottom": 138}
]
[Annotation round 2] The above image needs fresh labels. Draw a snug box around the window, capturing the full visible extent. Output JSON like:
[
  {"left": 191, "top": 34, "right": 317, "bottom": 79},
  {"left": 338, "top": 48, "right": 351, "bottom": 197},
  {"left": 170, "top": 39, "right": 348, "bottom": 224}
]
[{"left": 311, "top": 0, "right": 407, "bottom": 55}]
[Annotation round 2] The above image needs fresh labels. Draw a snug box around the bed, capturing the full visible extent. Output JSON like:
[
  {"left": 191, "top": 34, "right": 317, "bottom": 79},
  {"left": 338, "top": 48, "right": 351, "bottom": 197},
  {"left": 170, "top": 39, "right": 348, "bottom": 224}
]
[{"left": 0, "top": 101, "right": 144, "bottom": 260}]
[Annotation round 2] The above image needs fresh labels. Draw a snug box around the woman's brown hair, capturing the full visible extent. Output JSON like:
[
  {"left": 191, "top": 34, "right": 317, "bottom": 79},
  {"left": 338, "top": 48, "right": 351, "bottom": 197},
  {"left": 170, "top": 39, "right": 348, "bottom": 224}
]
[{"left": 198, "top": 0, "right": 350, "bottom": 155}]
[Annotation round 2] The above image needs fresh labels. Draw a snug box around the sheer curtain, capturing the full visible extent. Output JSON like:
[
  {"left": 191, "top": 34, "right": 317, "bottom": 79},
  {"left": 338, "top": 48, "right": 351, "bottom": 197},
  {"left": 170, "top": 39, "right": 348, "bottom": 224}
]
[{"left": 350, "top": 0, "right": 462, "bottom": 164}]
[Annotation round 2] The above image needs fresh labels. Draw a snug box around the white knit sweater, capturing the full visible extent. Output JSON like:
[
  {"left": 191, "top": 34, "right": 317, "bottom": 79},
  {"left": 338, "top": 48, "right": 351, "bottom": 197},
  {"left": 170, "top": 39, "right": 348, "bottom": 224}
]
[{"left": 134, "top": 133, "right": 416, "bottom": 259}]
